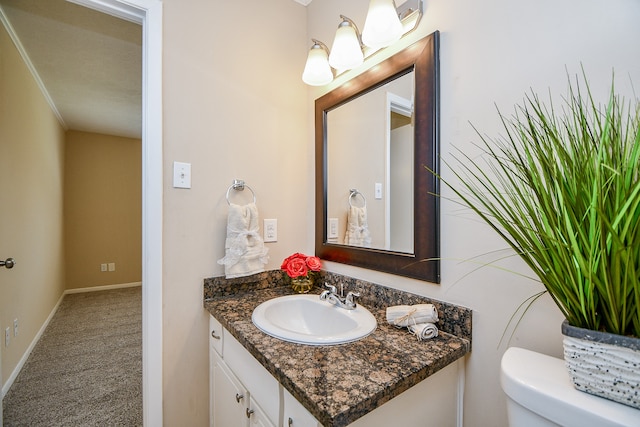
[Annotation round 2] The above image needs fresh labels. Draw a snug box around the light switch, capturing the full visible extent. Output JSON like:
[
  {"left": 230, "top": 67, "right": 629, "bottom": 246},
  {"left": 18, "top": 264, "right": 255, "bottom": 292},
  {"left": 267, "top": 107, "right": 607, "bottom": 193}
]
[
  {"left": 328, "top": 218, "right": 339, "bottom": 239},
  {"left": 375, "top": 183, "right": 383, "bottom": 199},
  {"left": 173, "top": 161, "right": 191, "bottom": 189}
]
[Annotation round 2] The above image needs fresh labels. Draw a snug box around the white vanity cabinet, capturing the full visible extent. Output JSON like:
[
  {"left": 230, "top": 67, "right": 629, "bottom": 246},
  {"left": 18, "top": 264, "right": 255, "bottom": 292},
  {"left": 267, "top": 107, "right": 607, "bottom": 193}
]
[{"left": 209, "top": 314, "right": 463, "bottom": 427}]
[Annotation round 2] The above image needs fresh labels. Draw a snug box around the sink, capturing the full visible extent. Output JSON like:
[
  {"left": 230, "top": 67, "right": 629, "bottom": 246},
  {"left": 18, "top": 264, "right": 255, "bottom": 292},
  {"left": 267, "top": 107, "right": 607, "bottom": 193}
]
[{"left": 251, "top": 294, "right": 377, "bottom": 345}]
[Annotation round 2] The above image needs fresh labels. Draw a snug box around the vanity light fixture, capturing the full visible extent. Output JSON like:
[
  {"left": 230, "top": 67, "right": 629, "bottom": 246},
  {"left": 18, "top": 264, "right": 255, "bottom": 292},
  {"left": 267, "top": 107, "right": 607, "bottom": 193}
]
[
  {"left": 362, "top": 0, "right": 403, "bottom": 49},
  {"left": 302, "top": 39, "right": 334, "bottom": 86},
  {"left": 302, "top": 0, "right": 423, "bottom": 86},
  {"left": 328, "top": 15, "right": 364, "bottom": 71}
]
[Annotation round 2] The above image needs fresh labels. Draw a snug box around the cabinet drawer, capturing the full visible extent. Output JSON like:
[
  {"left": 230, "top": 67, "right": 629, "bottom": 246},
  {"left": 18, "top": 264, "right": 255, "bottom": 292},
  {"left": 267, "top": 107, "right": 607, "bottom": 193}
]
[{"left": 209, "top": 315, "right": 223, "bottom": 355}]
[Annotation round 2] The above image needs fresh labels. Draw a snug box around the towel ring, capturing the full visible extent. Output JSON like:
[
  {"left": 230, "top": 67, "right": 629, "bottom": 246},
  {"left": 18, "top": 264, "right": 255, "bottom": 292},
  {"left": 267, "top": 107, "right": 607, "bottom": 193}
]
[
  {"left": 348, "top": 189, "right": 366, "bottom": 208},
  {"left": 225, "top": 179, "right": 256, "bottom": 205}
]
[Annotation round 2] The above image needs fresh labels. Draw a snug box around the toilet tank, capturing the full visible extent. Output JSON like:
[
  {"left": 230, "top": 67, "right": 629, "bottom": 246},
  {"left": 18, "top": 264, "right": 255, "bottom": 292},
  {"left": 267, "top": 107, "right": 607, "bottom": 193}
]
[{"left": 501, "top": 347, "right": 640, "bottom": 427}]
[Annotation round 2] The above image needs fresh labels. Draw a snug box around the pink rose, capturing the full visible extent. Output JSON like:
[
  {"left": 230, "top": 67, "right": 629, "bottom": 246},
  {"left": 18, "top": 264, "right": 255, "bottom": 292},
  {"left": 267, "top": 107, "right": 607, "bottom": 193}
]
[
  {"left": 306, "top": 256, "right": 322, "bottom": 272},
  {"left": 285, "top": 257, "right": 308, "bottom": 278}
]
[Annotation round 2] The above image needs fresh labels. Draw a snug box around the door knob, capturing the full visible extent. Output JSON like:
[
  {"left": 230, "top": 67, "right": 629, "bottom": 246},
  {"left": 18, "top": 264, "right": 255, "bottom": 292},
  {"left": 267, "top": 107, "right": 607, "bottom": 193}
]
[{"left": 1, "top": 258, "right": 15, "bottom": 269}]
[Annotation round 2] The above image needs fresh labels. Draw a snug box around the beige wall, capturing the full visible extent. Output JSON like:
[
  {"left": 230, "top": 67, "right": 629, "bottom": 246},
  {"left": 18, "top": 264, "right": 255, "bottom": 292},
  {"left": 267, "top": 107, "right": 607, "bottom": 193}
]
[
  {"left": 64, "top": 130, "right": 141, "bottom": 290},
  {"left": 162, "top": 0, "right": 309, "bottom": 424},
  {"left": 0, "top": 23, "right": 66, "bottom": 389}
]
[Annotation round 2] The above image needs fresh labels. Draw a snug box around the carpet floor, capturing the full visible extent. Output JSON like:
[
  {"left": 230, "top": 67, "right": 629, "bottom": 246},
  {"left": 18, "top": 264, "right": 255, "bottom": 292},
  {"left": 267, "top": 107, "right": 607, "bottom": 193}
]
[{"left": 2, "top": 286, "right": 142, "bottom": 426}]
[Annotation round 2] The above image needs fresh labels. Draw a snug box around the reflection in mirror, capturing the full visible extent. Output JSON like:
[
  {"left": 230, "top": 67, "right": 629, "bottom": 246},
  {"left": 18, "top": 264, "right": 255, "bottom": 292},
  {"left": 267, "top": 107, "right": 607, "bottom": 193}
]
[
  {"left": 326, "top": 71, "right": 415, "bottom": 252},
  {"left": 315, "top": 31, "right": 440, "bottom": 283}
]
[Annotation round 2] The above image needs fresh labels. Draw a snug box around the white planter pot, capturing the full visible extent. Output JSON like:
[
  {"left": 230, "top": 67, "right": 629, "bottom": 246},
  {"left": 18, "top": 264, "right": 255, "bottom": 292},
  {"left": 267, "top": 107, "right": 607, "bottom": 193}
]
[{"left": 562, "top": 320, "right": 640, "bottom": 410}]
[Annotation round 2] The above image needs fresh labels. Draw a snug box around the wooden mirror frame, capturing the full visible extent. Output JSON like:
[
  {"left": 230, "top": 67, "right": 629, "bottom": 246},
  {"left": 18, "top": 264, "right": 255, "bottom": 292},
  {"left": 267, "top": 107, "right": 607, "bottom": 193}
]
[{"left": 315, "top": 31, "right": 440, "bottom": 283}]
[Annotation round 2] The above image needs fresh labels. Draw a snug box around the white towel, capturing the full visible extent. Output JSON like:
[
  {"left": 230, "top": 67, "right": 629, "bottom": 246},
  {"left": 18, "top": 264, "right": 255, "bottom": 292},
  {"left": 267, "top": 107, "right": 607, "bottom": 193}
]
[
  {"left": 386, "top": 304, "right": 438, "bottom": 327},
  {"left": 344, "top": 205, "right": 371, "bottom": 247},
  {"left": 217, "top": 202, "right": 268, "bottom": 279},
  {"left": 408, "top": 323, "right": 439, "bottom": 340}
]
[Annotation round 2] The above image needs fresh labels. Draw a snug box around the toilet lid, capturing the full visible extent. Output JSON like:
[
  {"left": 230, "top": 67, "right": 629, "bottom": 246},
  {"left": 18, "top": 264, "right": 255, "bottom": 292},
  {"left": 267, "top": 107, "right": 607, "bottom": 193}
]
[{"left": 501, "top": 347, "right": 640, "bottom": 427}]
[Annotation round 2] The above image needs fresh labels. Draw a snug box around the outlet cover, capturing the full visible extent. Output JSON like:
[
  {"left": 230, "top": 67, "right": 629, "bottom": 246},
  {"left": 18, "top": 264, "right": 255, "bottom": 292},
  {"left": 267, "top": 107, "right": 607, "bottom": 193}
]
[
  {"left": 101, "top": 263, "right": 108, "bottom": 272},
  {"left": 108, "top": 262, "right": 116, "bottom": 272},
  {"left": 264, "top": 219, "right": 277, "bottom": 242}
]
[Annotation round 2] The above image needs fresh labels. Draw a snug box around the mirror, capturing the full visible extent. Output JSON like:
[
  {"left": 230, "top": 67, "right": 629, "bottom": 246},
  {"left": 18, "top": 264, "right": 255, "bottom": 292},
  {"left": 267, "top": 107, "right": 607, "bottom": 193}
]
[{"left": 315, "top": 32, "right": 440, "bottom": 283}]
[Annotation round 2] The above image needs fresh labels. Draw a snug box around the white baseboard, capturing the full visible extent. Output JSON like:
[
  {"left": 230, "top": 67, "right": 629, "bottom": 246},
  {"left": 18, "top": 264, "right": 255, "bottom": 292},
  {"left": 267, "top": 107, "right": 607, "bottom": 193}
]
[
  {"left": 64, "top": 281, "right": 142, "bottom": 294},
  {"left": 1, "top": 281, "right": 142, "bottom": 397},
  {"left": 2, "top": 291, "right": 65, "bottom": 397}
]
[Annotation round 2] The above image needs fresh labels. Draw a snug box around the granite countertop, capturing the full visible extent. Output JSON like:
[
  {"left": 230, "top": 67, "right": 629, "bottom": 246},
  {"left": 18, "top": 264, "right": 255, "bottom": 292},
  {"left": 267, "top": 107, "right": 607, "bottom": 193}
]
[{"left": 204, "top": 271, "right": 472, "bottom": 427}]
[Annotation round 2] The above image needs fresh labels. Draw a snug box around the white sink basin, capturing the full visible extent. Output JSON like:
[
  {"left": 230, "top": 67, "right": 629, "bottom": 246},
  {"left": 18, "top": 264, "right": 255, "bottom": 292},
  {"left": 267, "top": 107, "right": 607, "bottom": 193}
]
[{"left": 251, "top": 294, "right": 377, "bottom": 345}]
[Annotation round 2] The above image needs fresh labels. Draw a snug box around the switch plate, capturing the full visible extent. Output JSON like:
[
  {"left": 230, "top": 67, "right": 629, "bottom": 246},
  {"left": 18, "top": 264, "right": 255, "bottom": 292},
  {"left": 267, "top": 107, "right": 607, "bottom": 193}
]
[
  {"left": 375, "top": 183, "right": 383, "bottom": 199},
  {"left": 328, "top": 218, "right": 339, "bottom": 239},
  {"left": 108, "top": 262, "right": 116, "bottom": 272},
  {"left": 264, "top": 219, "right": 277, "bottom": 242},
  {"left": 5, "top": 327, "right": 9, "bottom": 347},
  {"left": 101, "top": 263, "right": 108, "bottom": 272},
  {"left": 173, "top": 161, "right": 191, "bottom": 189},
  {"left": 13, "top": 318, "right": 18, "bottom": 337}
]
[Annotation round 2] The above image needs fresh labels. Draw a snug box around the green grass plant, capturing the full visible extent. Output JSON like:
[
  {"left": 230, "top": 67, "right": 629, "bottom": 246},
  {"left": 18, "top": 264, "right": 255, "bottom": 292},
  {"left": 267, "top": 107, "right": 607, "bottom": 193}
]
[{"left": 441, "top": 74, "right": 640, "bottom": 338}]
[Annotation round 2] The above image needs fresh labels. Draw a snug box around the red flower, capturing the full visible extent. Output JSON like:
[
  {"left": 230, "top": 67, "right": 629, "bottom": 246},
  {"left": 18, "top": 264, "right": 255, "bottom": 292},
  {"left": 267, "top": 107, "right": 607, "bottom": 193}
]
[
  {"left": 306, "top": 256, "right": 322, "bottom": 272},
  {"left": 281, "top": 253, "right": 322, "bottom": 278}
]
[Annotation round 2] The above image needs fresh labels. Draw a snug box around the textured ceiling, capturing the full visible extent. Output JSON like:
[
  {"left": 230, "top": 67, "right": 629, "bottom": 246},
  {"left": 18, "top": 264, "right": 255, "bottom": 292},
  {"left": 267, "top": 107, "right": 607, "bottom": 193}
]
[{"left": 0, "top": 0, "right": 142, "bottom": 139}]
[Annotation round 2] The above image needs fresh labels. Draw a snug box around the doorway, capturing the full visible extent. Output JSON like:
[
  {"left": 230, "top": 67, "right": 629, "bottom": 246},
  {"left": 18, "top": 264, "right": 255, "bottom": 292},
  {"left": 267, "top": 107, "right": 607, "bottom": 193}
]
[{"left": 63, "top": 1, "right": 163, "bottom": 424}]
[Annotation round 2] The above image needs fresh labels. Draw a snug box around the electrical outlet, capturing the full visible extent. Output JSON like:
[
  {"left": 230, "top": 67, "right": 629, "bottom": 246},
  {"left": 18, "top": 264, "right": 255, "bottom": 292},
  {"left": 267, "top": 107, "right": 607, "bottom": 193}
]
[
  {"left": 13, "top": 318, "right": 18, "bottom": 337},
  {"left": 263, "top": 219, "right": 277, "bottom": 242},
  {"left": 108, "top": 262, "right": 116, "bottom": 272},
  {"left": 101, "top": 263, "right": 108, "bottom": 272},
  {"left": 5, "top": 327, "right": 10, "bottom": 347}
]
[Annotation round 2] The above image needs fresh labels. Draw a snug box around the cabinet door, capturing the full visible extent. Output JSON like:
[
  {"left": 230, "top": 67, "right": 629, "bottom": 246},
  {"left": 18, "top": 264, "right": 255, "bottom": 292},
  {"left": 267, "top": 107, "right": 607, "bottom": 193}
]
[
  {"left": 211, "top": 351, "right": 249, "bottom": 427},
  {"left": 247, "top": 397, "right": 276, "bottom": 427},
  {"left": 282, "top": 387, "right": 320, "bottom": 427}
]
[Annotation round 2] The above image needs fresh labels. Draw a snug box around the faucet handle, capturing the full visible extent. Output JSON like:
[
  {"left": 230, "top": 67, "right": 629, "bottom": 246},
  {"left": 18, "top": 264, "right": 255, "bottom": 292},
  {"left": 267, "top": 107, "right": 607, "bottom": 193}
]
[
  {"left": 345, "top": 291, "right": 360, "bottom": 307},
  {"left": 324, "top": 283, "right": 337, "bottom": 294}
]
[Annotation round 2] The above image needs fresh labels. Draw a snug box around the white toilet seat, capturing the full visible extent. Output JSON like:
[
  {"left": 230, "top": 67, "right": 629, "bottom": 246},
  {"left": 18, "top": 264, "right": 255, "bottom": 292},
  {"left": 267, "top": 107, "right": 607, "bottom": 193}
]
[{"left": 501, "top": 347, "right": 640, "bottom": 427}]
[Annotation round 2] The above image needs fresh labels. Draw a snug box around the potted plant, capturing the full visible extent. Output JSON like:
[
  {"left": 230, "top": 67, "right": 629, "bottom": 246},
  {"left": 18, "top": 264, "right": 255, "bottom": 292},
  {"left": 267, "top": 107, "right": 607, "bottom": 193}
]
[{"left": 438, "top": 72, "right": 640, "bottom": 409}]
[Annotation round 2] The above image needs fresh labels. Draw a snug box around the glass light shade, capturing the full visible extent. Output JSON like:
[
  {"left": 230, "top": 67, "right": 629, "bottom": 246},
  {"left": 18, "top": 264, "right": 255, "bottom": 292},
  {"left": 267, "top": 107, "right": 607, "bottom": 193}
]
[
  {"left": 328, "top": 23, "right": 364, "bottom": 70},
  {"left": 362, "top": 0, "right": 403, "bottom": 49},
  {"left": 302, "top": 44, "right": 333, "bottom": 86}
]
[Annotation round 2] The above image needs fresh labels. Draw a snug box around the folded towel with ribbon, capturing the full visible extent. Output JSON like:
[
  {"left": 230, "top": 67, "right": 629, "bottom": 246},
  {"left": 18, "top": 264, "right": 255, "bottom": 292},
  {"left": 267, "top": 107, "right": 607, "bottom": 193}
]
[
  {"left": 344, "top": 206, "right": 371, "bottom": 247},
  {"left": 408, "top": 323, "right": 439, "bottom": 341},
  {"left": 386, "top": 304, "right": 438, "bottom": 327},
  {"left": 217, "top": 202, "right": 269, "bottom": 279}
]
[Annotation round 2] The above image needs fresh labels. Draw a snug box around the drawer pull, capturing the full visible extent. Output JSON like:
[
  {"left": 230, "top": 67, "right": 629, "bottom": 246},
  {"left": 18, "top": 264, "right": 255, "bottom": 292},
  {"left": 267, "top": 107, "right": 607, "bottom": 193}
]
[
  {"left": 235, "top": 393, "right": 244, "bottom": 403},
  {"left": 211, "top": 330, "right": 221, "bottom": 340},
  {"left": 246, "top": 408, "right": 254, "bottom": 418}
]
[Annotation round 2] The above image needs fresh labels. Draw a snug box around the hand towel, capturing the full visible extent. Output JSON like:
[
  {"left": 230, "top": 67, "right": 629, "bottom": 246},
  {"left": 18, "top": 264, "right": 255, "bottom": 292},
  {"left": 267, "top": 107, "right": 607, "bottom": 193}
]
[
  {"left": 217, "top": 202, "right": 269, "bottom": 279},
  {"left": 386, "top": 304, "right": 438, "bottom": 327},
  {"left": 344, "top": 205, "right": 371, "bottom": 247},
  {"left": 408, "top": 323, "right": 439, "bottom": 340}
]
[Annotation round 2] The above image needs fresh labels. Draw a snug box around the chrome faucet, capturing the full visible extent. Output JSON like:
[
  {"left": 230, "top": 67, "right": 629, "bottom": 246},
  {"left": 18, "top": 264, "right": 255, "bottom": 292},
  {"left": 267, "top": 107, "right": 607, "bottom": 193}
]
[{"left": 319, "top": 283, "right": 360, "bottom": 310}]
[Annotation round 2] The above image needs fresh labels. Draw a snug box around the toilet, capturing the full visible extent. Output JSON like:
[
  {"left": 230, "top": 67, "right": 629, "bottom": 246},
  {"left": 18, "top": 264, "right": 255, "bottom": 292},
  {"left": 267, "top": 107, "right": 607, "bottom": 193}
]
[{"left": 501, "top": 347, "right": 640, "bottom": 427}]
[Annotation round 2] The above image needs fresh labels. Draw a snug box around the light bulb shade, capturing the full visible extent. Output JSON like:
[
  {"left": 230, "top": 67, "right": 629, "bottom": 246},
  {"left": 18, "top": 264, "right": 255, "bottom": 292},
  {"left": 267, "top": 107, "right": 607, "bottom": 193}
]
[
  {"left": 302, "top": 43, "right": 333, "bottom": 86},
  {"left": 328, "top": 22, "right": 364, "bottom": 70},
  {"left": 362, "top": 0, "right": 403, "bottom": 49}
]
